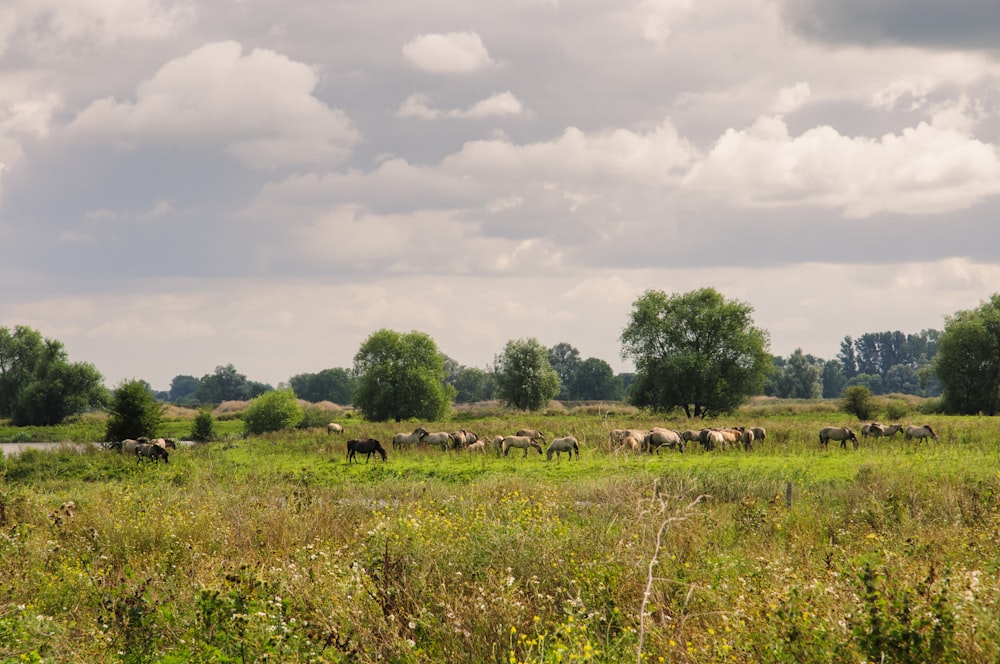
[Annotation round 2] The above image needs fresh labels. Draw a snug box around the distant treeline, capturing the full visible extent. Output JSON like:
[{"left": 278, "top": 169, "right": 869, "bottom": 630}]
[{"left": 159, "top": 331, "right": 939, "bottom": 406}]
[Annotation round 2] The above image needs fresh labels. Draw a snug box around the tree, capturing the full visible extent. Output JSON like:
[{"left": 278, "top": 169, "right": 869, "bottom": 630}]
[
  {"left": 450, "top": 366, "right": 495, "bottom": 403},
  {"left": 822, "top": 360, "right": 847, "bottom": 398},
  {"left": 288, "top": 368, "right": 355, "bottom": 404},
  {"left": 572, "top": 358, "right": 623, "bottom": 400},
  {"left": 105, "top": 379, "right": 165, "bottom": 441},
  {"left": 168, "top": 375, "right": 201, "bottom": 404},
  {"left": 547, "top": 343, "right": 581, "bottom": 400},
  {"left": 0, "top": 325, "right": 107, "bottom": 425},
  {"left": 493, "top": 338, "right": 561, "bottom": 410},
  {"left": 242, "top": 388, "right": 303, "bottom": 435},
  {"left": 195, "top": 364, "right": 261, "bottom": 403},
  {"left": 774, "top": 349, "right": 822, "bottom": 399},
  {"left": 935, "top": 294, "right": 1000, "bottom": 415},
  {"left": 352, "top": 329, "right": 454, "bottom": 422},
  {"left": 620, "top": 288, "right": 772, "bottom": 418}
]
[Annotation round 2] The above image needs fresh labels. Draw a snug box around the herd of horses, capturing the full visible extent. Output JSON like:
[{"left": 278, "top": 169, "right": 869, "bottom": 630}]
[
  {"left": 330, "top": 420, "right": 943, "bottom": 463},
  {"left": 332, "top": 425, "right": 580, "bottom": 463}
]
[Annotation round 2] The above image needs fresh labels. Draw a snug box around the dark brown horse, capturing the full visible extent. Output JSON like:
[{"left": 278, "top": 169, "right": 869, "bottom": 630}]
[{"left": 347, "top": 438, "right": 387, "bottom": 463}]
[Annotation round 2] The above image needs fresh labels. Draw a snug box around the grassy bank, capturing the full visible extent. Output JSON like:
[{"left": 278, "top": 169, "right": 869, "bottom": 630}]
[{"left": 1, "top": 409, "right": 998, "bottom": 662}]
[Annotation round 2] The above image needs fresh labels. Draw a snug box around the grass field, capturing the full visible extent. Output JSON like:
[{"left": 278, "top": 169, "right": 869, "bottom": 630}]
[{"left": 1, "top": 405, "right": 998, "bottom": 662}]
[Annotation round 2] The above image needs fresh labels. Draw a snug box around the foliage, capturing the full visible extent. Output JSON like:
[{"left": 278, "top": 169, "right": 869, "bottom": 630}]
[
  {"left": 195, "top": 363, "right": 272, "bottom": 403},
  {"left": 168, "top": 374, "right": 201, "bottom": 404},
  {"left": 0, "top": 325, "right": 108, "bottom": 425},
  {"left": 353, "top": 329, "right": 454, "bottom": 422},
  {"left": 548, "top": 342, "right": 581, "bottom": 400},
  {"left": 572, "top": 357, "right": 623, "bottom": 400},
  {"left": 841, "top": 385, "right": 876, "bottom": 420},
  {"left": 288, "top": 367, "right": 355, "bottom": 404},
  {"left": 838, "top": 330, "right": 941, "bottom": 396},
  {"left": 190, "top": 408, "right": 216, "bottom": 442},
  {"left": 771, "top": 349, "right": 822, "bottom": 399},
  {"left": 242, "top": 387, "right": 303, "bottom": 435},
  {"left": 493, "top": 338, "right": 561, "bottom": 410},
  {"left": 620, "top": 287, "right": 772, "bottom": 417},
  {"left": 935, "top": 294, "right": 1000, "bottom": 415},
  {"left": 448, "top": 366, "right": 495, "bottom": 403},
  {"left": 104, "top": 379, "right": 165, "bottom": 441},
  {"left": 822, "top": 359, "right": 847, "bottom": 398}
]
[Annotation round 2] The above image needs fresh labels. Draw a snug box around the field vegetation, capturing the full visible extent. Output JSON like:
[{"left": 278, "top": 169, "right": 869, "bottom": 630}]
[{"left": 1, "top": 400, "right": 999, "bottom": 662}]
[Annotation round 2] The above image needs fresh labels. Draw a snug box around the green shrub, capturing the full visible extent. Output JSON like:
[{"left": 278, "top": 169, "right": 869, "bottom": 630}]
[
  {"left": 242, "top": 388, "right": 303, "bottom": 435},
  {"left": 191, "top": 408, "right": 216, "bottom": 442},
  {"left": 841, "top": 386, "right": 876, "bottom": 420},
  {"left": 105, "top": 379, "right": 165, "bottom": 441},
  {"left": 885, "top": 399, "right": 909, "bottom": 420}
]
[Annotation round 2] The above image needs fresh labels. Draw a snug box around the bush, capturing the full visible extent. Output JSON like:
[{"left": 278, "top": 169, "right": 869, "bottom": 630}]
[
  {"left": 242, "top": 388, "right": 303, "bottom": 435},
  {"left": 191, "top": 409, "right": 216, "bottom": 442},
  {"left": 105, "top": 380, "right": 164, "bottom": 441},
  {"left": 841, "top": 386, "right": 876, "bottom": 421},
  {"left": 885, "top": 399, "right": 909, "bottom": 421}
]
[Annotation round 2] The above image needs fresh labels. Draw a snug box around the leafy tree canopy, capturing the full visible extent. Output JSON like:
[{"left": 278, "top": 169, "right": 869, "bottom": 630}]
[
  {"left": 935, "top": 294, "right": 1000, "bottom": 415},
  {"left": 493, "top": 338, "right": 561, "bottom": 410},
  {"left": 288, "top": 368, "right": 355, "bottom": 404},
  {"left": 353, "top": 329, "right": 454, "bottom": 422},
  {"left": 572, "top": 357, "right": 623, "bottom": 401},
  {"left": 0, "top": 325, "right": 108, "bottom": 425},
  {"left": 620, "top": 287, "right": 771, "bottom": 418}
]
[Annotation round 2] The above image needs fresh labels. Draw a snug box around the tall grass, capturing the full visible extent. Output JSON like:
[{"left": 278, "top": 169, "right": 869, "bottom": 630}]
[{"left": 0, "top": 408, "right": 997, "bottom": 662}]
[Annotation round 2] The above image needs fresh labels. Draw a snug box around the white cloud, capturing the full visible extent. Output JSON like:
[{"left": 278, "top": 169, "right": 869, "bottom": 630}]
[
  {"left": 401, "top": 31, "right": 494, "bottom": 73},
  {"left": 397, "top": 91, "right": 524, "bottom": 119},
  {"left": 639, "top": 0, "right": 694, "bottom": 48},
  {"left": 684, "top": 111, "right": 1000, "bottom": 217},
  {"left": 771, "top": 82, "right": 811, "bottom": 114},
  {"left": 65, "top": 41, "right": 360, "bottom": 169}
]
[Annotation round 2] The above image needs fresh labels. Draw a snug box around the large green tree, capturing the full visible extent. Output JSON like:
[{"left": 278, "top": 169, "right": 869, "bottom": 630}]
[
  {"left": 935, "top": 294, "right": 1000, "bottom": 415},
  {"left": 493, "top": 338, "right": 560, "bottom": 410},
  {"left": 774, "top": 349, "right": 822, "bottom": 399},
  {"left": 352, "top": 329, "right": 453, "bottom": 422},
  {"left": 620, "top": 287, "right": 771, "bottom": 418},
  {"left": 0, "top": 325, "right": 107, "bottom": 425}
]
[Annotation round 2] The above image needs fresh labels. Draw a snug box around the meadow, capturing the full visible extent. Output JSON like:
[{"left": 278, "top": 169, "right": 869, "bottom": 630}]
[{"left": 1, "top": 402, "right": 999, "bottom": 663}]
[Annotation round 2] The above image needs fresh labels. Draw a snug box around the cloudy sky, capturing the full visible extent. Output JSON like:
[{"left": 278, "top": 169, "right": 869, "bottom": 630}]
[{"left": 3, "top": 0, "right": 1000, "bottom": 392}]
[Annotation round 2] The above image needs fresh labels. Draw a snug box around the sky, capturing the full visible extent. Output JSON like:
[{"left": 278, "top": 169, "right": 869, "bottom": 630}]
[{"left": 3, "top": 0, "right": 1000, "bottom": 392}]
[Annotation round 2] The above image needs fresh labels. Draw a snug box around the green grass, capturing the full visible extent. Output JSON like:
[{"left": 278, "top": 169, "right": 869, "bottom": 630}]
[{"left": 0, "top": 408, "right": 998, "bottom": 662}]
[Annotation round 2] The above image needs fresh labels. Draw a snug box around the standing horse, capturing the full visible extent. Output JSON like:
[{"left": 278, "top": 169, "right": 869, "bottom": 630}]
[
  {"left": 871, "top": 423, "right": 905, "bottom": 439},
  {"left": 135, "top": 443, "right": 169, "bottom": 463},
  {"left": 819, "top": 426, "right": 859, "bottom": 450},
  {"left": 904, "top": 425, "right": 938, "bottom": 442},
  {"left": 347, "top": 438, "right": 387, "bottom": 463},
  {"left": 392, "top": 427, "right": 428, "bottom": 450},
  {"left": 327, "top": 423, "right": 344, "bottom": 435},
  {"left": 647, "top": 428, "right": 684, "bottom": 453},
  {"left": 546, "top": 436, "right": 579, "bottom": 461},
  {"left": 501, "top": 435, "right": 543, "bottom": 458}
]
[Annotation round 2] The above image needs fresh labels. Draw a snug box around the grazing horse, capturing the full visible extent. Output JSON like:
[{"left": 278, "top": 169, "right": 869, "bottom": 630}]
[
  {"left": 861, "top": 423, "right": 881, "bottom": 438},
  {"left": 392, "top": 427, "right": 428, "bottom": 450},
  {"left": 871, "top": 423, "right": 905, "bottom": 439},
  {"left": 647, "top": 428, "right": 684, "bottom": 453},
  {"left": 501, "top": 435, "right": 543, "bottom": 458},
  {"left": 327, "top": 423, "right": 344, "bottom": 435},
  {"left": 546, "top": 436, "right": 579, "bottom": 461},
  {"left": 347, "top": 438, "right": 387, "bottom": 463},
  {"left": 750, "top": 426, "right": 766, "bottom": 443},
  {"left": 135, "top": 443, "right": 169, "bottom": 463},
  {"left": 516, "top": 429, "right": 546, "bottom": 443},
  {"left": 819, "top": 426, "right": 859, "bottom": 450},
  {"left": 419, "top": 430, "right": 452, "bottom": 450},
  {"left": 152, "top": 438, "right": 176, "bottom": 450},
  {"left": 904, "top": 425, "right": 938, "bottom": 442},
  {"left": 121, "top": 439, "right": 142, "bottom": 456},
  {"left": 466, "top": 440, "right": 487, "bottom": 455}
]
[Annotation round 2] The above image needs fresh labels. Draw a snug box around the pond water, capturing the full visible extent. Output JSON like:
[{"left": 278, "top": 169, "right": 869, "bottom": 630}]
[{"left": 0, "top": 441, "right": 195, "bottom": 457}]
